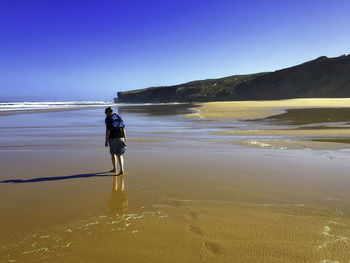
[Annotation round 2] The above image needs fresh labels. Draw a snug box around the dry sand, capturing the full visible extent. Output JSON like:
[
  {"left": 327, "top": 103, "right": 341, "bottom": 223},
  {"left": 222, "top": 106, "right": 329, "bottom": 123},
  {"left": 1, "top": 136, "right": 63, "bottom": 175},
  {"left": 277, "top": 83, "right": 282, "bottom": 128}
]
[{"left": 186, "top": 98, "right": 350, "bottom": 119}]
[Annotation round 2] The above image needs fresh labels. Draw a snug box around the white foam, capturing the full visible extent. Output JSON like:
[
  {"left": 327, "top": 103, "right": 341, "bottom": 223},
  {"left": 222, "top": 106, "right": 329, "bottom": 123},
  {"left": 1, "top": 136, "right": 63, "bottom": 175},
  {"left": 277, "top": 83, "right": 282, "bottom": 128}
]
[
  {"left": 245, "top": 140, "right": 287, "bottom": 150},
  {"left": 322, "top": 226, "right": 331, "bottom": 236},
  {"left": 0, "top": 101, "right": 114, "bottom": 111}
]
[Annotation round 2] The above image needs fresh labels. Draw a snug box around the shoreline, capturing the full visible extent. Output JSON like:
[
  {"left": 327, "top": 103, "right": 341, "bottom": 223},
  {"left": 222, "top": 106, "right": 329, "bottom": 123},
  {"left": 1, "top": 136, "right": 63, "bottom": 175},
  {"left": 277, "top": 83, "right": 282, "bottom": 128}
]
[
  {"left": 0, "top": 102, "right": 193, "bottom": 116},
  {"left": 0, "top": 106, "right": 106, "bottom": 116}
]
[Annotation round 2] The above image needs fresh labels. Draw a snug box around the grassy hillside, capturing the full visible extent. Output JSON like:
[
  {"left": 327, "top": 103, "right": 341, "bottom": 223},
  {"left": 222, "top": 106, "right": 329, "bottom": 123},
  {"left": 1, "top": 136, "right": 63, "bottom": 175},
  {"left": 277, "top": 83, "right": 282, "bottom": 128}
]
[{"left": 115, "top": 55, "right": 350, "bottom": 103}]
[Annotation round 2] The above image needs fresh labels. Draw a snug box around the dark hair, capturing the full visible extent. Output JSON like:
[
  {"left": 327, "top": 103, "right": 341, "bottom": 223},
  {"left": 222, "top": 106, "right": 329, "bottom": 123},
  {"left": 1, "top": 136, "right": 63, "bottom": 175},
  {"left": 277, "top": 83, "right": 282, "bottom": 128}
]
[{"left": 105, "top": 107, "right": 113, "bottom": 114}]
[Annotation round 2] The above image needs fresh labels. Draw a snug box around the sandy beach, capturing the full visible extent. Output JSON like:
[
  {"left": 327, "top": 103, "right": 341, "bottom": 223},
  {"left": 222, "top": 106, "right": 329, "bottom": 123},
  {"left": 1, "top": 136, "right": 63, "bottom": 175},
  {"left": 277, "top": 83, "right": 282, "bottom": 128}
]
[
  {"left": 187, "top": 98, "right": 350, "bottom": 151},
  {"left": 1, "top": 101, "right": 350, "bottom": 262},
  {"left": 186, "top": 98, "right": 350, "bottom": 119}
]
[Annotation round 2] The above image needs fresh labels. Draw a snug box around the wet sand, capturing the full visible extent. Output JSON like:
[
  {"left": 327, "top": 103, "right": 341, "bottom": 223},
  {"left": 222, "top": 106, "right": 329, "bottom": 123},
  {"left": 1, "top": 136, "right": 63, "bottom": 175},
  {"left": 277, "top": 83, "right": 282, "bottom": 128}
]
[
  {"left": 1, "top": 102, "right": 350, "bottom": 262},
  {"left": 187, "top": 99, "right": 350, "bottom": 151}
]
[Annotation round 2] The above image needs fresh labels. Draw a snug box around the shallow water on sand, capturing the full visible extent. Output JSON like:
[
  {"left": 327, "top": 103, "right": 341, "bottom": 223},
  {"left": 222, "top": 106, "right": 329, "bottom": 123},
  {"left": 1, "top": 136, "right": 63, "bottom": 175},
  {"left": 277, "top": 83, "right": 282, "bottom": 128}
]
[
  {"left": 1, "top": 104, "right": 350, "bottom": 262},
  {"left": 216, "top": 108, "right": 350, "bottom": 150}
]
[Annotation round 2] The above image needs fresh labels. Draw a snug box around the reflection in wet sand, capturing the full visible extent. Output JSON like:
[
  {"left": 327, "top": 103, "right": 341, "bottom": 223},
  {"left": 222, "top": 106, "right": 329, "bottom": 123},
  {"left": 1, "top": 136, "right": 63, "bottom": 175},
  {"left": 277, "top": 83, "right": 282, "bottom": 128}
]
[
  {"left": 0, "top": 174, "right": 168, "bottom": 262},
  {"left": 231, "top": 139, "right": 350, "bottom": 150},
  {"left": 209, "top": 108, "right": 350, "bottom": 150},
  {"left": 108, "top": 175, "right": 128, "bottom": 215},
  {"left": 257, "top": 108, "right": 350, "bottom": 125}
]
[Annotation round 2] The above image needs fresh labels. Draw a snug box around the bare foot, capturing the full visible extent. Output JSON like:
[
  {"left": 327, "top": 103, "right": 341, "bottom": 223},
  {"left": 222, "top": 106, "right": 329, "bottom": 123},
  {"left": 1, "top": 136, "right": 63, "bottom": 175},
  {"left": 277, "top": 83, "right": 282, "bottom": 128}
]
[
  {"left": 110, "top": 168, "right": 116, "bottom": 173},
  {"left": 117, "top": 171, "right": 125, "bottom": 176}
]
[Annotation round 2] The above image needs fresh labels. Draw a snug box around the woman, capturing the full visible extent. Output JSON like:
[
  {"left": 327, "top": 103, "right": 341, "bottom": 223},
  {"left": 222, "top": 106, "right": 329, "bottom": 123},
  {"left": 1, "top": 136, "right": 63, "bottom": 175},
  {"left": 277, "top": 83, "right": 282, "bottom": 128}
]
[{"left": 104, "top": 107, "right": 127, "bottom": 175}]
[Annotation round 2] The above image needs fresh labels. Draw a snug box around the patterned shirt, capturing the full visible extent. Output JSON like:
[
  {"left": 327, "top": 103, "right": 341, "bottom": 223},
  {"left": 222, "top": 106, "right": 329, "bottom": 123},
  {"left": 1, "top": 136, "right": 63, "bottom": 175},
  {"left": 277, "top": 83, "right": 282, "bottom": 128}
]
[{"left": 105, "top": 113, "right": 125, "bottom": 138}]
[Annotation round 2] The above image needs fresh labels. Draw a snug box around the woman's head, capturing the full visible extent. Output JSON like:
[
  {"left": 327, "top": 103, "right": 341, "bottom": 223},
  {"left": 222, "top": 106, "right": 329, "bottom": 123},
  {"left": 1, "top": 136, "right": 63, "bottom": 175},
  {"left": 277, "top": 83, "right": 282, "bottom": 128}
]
[{"left": 105, "top": 107, "right": 113, "bottom": 115}]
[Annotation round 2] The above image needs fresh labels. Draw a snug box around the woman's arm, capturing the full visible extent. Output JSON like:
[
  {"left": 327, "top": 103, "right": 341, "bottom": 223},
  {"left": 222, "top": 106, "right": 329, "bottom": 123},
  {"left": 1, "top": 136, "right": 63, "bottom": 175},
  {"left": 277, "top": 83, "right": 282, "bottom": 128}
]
[
  {"left": 122, "top": 128, "right": 127, "bottom": 142},
  {"left": 105, "top": 129, "right": 110, "bottom": 146}
]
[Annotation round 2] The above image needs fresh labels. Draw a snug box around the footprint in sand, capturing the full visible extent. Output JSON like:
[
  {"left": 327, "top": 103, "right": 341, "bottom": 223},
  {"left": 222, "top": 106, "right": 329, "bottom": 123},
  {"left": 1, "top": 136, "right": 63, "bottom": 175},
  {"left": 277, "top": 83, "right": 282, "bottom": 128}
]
[
  {"left": 187, "top": 210, "right": 197, "bottom": 220},
  {"left": 203, "top": 242, "right": 220, "bottom": 254},
  {"left": 188, "top": 224, "right": 204, "bottom": 236},
  {"left": 186, "top": 211, "right": 222, "bottom": 258},
  {"left": 199, "top": 241, "right": 221, "bottom": 262}
]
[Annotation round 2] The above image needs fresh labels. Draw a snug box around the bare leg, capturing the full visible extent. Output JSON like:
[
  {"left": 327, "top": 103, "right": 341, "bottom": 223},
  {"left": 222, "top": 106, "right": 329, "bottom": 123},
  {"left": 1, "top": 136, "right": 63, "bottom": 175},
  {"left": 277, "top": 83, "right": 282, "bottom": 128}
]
[
  {"left": 111, "top": 154, "right": 116, "bottom": 172},
  {"left": 120, "top": 175, "right": 125, "bottom": 191},
  {"left": 112, "top": 175, "right": 118, "bottom": 190},
  {"left": 116, "top": 155, "right": 124, "bottom": 175}
]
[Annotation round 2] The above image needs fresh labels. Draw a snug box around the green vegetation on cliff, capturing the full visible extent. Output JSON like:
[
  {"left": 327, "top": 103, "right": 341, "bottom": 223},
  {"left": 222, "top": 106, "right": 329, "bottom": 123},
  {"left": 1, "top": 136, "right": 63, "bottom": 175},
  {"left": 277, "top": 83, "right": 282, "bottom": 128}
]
[{"left": 115, "top": 55, "right": 350, "bottom": 103}]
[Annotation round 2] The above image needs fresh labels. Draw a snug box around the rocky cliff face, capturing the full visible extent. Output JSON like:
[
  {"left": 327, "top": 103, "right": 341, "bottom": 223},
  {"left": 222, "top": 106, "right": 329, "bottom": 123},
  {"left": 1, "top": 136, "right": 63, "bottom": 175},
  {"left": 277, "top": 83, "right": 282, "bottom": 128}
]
[{"left": 115, "top": 55, "right": 350, "bottom": 103}]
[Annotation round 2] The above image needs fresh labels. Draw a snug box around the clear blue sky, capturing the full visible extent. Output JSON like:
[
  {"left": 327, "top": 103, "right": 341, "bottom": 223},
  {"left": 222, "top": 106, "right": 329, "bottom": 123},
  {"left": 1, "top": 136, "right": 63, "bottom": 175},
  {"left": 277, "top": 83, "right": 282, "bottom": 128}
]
[{"left": 1, "top": 0, "right": 349, "bottom": 101}]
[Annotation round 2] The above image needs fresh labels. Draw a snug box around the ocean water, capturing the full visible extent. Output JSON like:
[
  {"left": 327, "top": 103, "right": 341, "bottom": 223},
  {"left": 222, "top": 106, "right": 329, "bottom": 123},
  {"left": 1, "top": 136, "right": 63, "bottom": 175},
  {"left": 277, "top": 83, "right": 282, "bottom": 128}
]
[
  {"left": 1, "top": 102, "right": 350, "bottom": 151},
  {"left": 0, "top": 103, "right": 220, "bottom": 151},
  {"left": 0, "top": 101, "right": 114, "bottom": 111},
  {"left": 0, "top": 101, "right": 187, "bottom": 111}
]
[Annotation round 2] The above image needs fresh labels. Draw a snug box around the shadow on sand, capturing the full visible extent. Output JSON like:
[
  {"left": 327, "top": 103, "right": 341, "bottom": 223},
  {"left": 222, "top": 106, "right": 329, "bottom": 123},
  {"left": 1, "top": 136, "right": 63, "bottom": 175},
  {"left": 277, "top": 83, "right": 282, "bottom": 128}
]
[{"left": 0, "top": 172, "right": 114, "bottom": 184}]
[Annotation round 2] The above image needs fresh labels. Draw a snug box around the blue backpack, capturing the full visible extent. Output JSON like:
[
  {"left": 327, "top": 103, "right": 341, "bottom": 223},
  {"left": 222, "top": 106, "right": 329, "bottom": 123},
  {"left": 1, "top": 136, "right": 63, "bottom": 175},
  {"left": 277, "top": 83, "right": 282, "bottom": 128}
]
[{"left": 106, "top": 113, "right": 125, "bottom": 130}]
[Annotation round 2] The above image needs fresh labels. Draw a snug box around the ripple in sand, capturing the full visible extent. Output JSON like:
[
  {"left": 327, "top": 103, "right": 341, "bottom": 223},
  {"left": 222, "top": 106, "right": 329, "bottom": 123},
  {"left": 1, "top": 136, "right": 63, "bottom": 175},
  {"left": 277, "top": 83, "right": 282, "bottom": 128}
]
[{"left": 3, "top": 204, "right": 167, "bottom": 262}]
